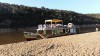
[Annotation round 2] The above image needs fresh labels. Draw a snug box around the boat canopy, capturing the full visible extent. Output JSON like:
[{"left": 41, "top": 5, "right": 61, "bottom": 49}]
[{"left": 45, "top": 19, "right": 63, "bottom": 23}]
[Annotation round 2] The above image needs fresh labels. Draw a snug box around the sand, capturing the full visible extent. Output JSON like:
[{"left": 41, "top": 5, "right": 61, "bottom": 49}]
[{"left": 0, "top": 32, "right": 100, "bottom": 56}]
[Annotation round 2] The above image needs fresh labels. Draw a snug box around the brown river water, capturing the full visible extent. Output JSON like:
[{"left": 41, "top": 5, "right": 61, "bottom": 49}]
[
  {"left": 0, "top": 26, "right": 98, "bottom": 45},
  {"left": 0, "top": 32, "right": 26, "bottom": 45}
]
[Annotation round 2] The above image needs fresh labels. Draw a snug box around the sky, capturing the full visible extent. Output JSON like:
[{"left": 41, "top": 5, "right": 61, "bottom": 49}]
[{"left": 0, "top": 0, "right": 100, "bottom": 14}]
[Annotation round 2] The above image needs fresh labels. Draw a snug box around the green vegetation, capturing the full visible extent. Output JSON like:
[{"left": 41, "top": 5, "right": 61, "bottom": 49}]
[{"left": 0, "top": 2, "right": 100, "bottom": 28}]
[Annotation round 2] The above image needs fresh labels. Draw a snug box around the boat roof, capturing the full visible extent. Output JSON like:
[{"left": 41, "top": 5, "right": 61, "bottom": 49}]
[{"left": 45, "top": 19, "right": 63, "bottom": 23}]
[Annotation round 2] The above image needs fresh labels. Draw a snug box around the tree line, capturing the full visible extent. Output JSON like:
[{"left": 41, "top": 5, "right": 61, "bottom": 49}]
[{"left": 0, "top": 2, "right": 100, "bottom": 28}]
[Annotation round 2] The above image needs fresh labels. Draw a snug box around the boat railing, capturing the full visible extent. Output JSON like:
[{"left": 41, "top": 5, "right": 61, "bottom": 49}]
[{"left": 37, "top": 24, "right": 66, "bottom": 30}]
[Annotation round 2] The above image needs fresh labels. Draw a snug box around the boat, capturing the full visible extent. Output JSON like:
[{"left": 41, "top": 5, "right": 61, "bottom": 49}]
[{"left": 24, "top": 19, "right": 77, "bottom": 40}]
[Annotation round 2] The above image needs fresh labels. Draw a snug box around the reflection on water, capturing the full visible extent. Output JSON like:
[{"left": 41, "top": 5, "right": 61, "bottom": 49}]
[{"left": 0, "top": 32, "right": 26, "bottom": 45}]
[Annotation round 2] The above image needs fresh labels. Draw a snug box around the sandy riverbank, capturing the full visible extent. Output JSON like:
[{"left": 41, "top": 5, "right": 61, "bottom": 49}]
[{"left": 0, "top": 32, "right": 100, "bottom": 56}]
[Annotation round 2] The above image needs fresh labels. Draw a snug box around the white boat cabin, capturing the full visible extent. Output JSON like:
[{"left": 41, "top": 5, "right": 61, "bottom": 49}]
[
  {"left": 67, "top": 23, "right": 76, "bottom": 34},
  {"left": 37, "top": 19, "right": 67, "bottom": 35}
]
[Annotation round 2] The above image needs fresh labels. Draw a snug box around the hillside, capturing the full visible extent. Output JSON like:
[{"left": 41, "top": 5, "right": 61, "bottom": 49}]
[
  {"left": 86, "top": 14, "right": 100, "bottom": 19},
  {"left": 0, "top": 2, "right": 100, "bottom": 28},
  {"left": 0, "top": 32, "right": 100, "bottom": 55}
]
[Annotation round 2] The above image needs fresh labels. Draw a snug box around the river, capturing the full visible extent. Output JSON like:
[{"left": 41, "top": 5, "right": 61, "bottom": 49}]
[{"left": 0, "top": 31, "right": 26, "bottom": 45}]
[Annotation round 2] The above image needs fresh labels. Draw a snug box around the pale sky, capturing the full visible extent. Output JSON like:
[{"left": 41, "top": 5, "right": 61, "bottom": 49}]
[{"left": 0, "top": 0, "right": 100, "bottom": 14}]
